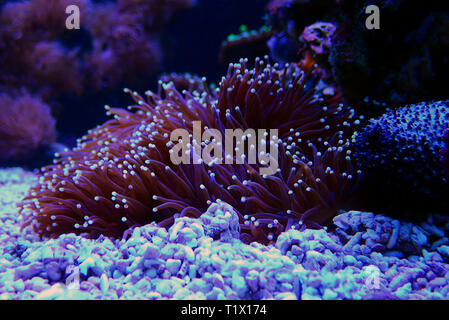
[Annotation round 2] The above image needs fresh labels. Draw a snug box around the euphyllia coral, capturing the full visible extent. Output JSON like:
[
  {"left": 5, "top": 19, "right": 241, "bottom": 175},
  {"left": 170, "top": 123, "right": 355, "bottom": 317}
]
[{"left": 19, "top": 58, "right": 360, "bottom": 244}]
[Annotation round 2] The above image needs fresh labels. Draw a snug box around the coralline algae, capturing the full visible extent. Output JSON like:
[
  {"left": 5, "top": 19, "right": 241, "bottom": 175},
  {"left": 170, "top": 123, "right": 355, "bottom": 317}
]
[{"left": 1, "top": 168, "right": 449, "bottom": 300}]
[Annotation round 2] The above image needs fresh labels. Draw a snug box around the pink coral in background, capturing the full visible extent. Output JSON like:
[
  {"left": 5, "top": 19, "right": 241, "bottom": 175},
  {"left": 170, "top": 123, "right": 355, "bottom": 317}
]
[
  {"left": 84, "top": 2, "right": 163, "bottom": 90},
  {"left": 23, "top": 41, "right": 83, "bottom": 97},
  {"left": 0, "top": 0, "right": 196, "bottom": 163},
  {"left": 0, "top": 90, "right": 56, "bottom": 161},
  {"left": 0, "top": 0, "right": 87, "bottom": 98},
  {"left": 0, "top": 0, "right": 89, "bottom": 40},
  {"left": 0, "top": 0, "right": 195, "bottom": 96}
]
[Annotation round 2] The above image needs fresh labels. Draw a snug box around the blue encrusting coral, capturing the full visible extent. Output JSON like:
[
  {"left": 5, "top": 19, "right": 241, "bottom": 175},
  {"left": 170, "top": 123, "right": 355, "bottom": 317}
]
[{"left": 353, "top": 101, "right": 449, "bottom": 216}]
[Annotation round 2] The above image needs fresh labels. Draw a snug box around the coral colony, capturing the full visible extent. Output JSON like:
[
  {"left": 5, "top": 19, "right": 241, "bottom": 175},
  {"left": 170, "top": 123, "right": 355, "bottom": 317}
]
[
  {"left": 0, "top": 0, "right": 195, "bottom": 164},
  {"left": 19, "top": 58, "right": 360, "bottom": 244},
  {"left": 0, "top": 91, "right": 56, "bottom": 162}
]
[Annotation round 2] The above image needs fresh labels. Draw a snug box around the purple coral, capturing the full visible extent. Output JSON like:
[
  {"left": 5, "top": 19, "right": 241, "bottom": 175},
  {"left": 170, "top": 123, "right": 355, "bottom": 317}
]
[
  {"left": 19, "top": 59, "right": 360, "bottom": 244},
  {"left": 0, "top": 0, "right": 195, "bottom": 162}
]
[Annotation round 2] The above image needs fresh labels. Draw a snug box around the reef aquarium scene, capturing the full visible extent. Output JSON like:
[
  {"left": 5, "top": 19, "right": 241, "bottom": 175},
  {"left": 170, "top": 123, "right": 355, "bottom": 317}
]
[{"left": 1, "top": 0, "right": 449, "bottom": 306}]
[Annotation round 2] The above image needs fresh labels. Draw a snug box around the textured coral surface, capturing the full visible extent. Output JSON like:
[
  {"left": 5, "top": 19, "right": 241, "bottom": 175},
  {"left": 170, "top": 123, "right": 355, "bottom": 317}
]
[{"left": 353, "top": 101, "right": 449, "bottom": 216}]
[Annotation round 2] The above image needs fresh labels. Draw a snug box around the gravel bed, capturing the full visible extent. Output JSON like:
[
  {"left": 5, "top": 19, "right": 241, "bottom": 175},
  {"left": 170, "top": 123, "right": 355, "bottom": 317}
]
[{"left": 1, "top": 167, "right": 449, "bottom": 300}]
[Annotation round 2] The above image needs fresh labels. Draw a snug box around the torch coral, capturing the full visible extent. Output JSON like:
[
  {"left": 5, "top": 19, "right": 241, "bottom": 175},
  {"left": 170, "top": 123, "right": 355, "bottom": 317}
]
[
  {"left": 0, "top": 0, "right": 194, "bottom": 94},
  {"left": 353, "top": 100, "right": 449, "bottom": 216},
  {"left": 0, "top": 0, "right": 87, "bottom": 96},
  {"left": 83, "top": 1, "right": 164, "bottom": 91},
  {"left": 0, "top": 90, "right": 57, "bottom": 162},
  {"left": 20, "top": 58, "right": 360, "bottom": 244},
  {"left": 216, "top": 58, "right": 350, "bottom": 143}
]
